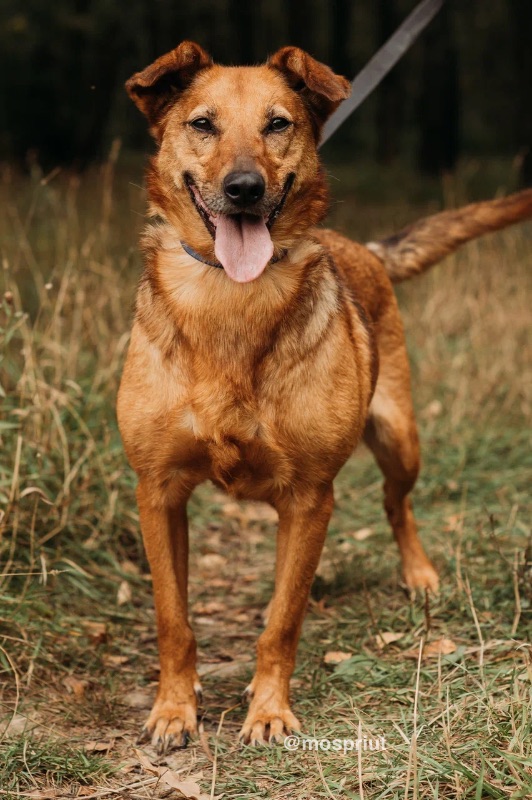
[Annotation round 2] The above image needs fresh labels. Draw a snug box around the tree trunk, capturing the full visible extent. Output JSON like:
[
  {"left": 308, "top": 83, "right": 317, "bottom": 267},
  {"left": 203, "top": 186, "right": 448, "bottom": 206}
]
[
  {"left": 329, "top": 0, "right": 354, "bottom": 77},
  {"left": 228, "top": 0, "right": 259, "bottom": 64},
  {"left": 509, "top": 0, "right": 532, "bottom": 186},
  {"left": 417, "top": 2, "right": 460, "bottom": 175},
  {"left": 375, "top": 0, "right": 403, "bottom": 164},
  {"left": 287, "top": 0, "right": 317, "bottom": 55}
]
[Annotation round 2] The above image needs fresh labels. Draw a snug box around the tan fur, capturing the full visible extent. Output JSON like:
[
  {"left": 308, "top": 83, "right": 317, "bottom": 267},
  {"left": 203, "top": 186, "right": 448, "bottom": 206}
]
[
  {"left": 367, "top": 189, "right": 532, "bottom": 281},
  {"left": 119, "top": 42, "right": 532, "bottom": 750}
]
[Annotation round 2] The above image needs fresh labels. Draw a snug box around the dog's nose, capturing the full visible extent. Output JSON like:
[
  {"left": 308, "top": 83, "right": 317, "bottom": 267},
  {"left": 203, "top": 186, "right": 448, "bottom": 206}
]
[{"left": 223, "top": 171, "right": 265, "bottom": 206}]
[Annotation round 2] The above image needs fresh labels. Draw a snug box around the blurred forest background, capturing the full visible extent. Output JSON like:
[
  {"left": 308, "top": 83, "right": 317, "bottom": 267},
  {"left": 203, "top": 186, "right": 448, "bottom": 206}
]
[{"left": 0, "top": 0, "right": 531, "bottom": 182}]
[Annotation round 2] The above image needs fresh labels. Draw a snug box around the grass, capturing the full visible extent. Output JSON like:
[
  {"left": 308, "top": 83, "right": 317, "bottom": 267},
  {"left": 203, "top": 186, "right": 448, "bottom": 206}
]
[
  {"left": 0, "top": 734, "right": 112, "bottom": 796},
  {"left": 0, "top": 153, "right": 531, "bottom": 798}
]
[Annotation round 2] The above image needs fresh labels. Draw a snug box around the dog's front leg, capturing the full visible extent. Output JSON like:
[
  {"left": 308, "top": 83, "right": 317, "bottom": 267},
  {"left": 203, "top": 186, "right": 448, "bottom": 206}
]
[
  {"left": 136, "top": 482, "right": 200, "bottom": 752},
  {"left": 240, "top": 483, "right": 334, "bottom": 745}
]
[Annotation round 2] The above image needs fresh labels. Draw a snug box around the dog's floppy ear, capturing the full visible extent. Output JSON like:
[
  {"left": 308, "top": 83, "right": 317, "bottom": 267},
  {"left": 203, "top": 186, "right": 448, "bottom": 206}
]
[
  {"left": 268, "top": 47, "right": 350, "bottom": 136},
  {"left": 126, "top": 41, "right": 213, "bottom": 129}
]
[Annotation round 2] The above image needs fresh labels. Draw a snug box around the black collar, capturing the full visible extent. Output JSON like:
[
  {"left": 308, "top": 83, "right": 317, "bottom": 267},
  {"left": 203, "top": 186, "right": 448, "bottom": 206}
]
[
  {"left": 180, "top": 242, "right": 223, "bottom": 268},
  {"left": 180, "top": 241, "right": 287, "bottom": 270}
]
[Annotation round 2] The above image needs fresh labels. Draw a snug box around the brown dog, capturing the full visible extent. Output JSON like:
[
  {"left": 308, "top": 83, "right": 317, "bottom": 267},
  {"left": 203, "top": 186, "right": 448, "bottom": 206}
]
[{"left": 118, "top": 41, "right": 532, "bottom": 750}]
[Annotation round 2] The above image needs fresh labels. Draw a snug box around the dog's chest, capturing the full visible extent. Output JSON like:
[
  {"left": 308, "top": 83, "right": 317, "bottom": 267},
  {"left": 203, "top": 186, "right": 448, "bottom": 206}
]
[
  {"left": 178, "top": 388, "right": 294, "bottom": 497},
  {"left": 172, "top": 361, "right": 358, "bottom": 499}
]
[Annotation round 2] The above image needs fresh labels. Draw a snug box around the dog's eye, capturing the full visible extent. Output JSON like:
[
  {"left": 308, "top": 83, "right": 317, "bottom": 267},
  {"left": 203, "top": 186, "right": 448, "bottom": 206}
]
[
  {"left": 190, "top": 118, "right": 214, "bottom": 133},
  {"left": 268, "top": 117, "right": 292, "bottom": 133}
]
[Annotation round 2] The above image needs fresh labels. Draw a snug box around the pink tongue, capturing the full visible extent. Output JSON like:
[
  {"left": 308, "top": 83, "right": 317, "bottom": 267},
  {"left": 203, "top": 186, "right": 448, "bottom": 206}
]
[{"left": 214, "top": 214, "right": 273, "bottom": 283}]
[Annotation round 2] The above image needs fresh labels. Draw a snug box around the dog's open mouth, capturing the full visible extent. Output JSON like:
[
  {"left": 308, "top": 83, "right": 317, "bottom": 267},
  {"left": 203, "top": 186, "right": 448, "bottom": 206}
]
[{"left": 184, "top": 174, "right": 294, "bottom": 283}]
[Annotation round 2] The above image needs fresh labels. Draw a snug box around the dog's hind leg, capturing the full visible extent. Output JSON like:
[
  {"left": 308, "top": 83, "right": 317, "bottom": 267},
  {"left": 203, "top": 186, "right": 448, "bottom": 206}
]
[
  {"left": 364, "top": 313, "right": 439, "bottom": 593},
  {"left": 136, "top": 482, "right": 201, "bottom": 752}
]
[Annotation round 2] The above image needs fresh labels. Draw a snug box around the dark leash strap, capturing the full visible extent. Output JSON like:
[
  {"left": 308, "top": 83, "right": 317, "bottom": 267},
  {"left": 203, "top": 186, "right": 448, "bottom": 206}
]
[{"left": 320, "top": 0, "right": 445, "bottom": 148}]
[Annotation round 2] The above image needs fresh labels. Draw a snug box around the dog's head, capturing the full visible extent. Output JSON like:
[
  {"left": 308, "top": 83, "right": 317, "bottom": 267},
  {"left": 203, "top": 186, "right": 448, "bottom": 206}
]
[{"left": 127, "top": 42, "right": 350, "bottom": 282}]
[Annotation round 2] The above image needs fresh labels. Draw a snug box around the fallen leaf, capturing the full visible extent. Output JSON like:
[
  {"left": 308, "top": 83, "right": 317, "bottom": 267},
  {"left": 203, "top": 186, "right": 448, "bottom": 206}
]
[
  {"left": 198, "top": 659, "right": 251, "bottom": 678},
  {"left": 421, "top": 399, "right": 443, "bottom": 419},
  {"left": 85, "top": 739, "right": 114, "bottom": 753},
  {"left": 192, "top": 600, "right": 227, "bottom": 615},
  {"left": 122, "top": 689, "right": 153, "bottom": 709},
  {"left": 351, "top": 527, "right": 374, "bottom": 541},
  {"left": 221, "top": 500, "right": 277, "bottom": 524},
  {"left": 83, "top": 621, "right": 107, "bottom": 644},
  {"left": 118, "top": 758, "right": 139, "bottom": 774},
  {"left": 63, "top": 676, "right": 89, "bottom": 698},
  {"left": 243, "top": 502, "right": 278, "bottom": 523},
  {"left": 117, "top": 580, "right": 132, "bottom": 606},
  {"left": 401, "top": 638, "right": 460, "bottom": 660},
  {"left": 120, "top": 559, "right": 140, "bottom": 576},
  {"left": 102, "top": 654, "right": 129, "bottom": 667},
  {"left": 134, "top": 749, "right": 210, "bottom": 799},
  {"left": 2, "top": 712, "right": 39, "bottom": 737},
  {"left": 161, "top": 772, "right": 205, "bottom": 796},
  {"left": 445, "top": 513, "right": 463, "bottom": 532},
  {"left": 375, "top": 631, "right": 404, "bottom": 650},
  {"left": 198, "top": 554, "right": 227, "bottom": 571},
  {"left": 134, "top": 748, "right": 158, "bottom": 775},
  {"left": 241, "top": 573, "right": 259, "bottom": 583},
  {"left": 221, "top": 501, "right": 241, "bottom": 518},
  {"left": 324, "top": 650, "right": 352, "bottom": 665},
  {"left": 424, "top": 638, "right": 457, "bottom": 657},
  {"left": 315, "top": 559, "right": 335, "bottom": 581},
  {"left": 338, "top": 540, "right": 354, "bottom": 553}
]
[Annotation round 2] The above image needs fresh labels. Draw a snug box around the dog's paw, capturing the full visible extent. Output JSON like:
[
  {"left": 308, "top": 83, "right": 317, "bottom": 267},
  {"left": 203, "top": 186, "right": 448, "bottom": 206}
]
[
  {"left": 239, "top": 685, "right": 300, "bottom": 745},
  {"left": 140, "top": 682, "right": 201, "bottom": 754},
  {"left": 403, "top": 558, "right": 439, "bottom": 593}
]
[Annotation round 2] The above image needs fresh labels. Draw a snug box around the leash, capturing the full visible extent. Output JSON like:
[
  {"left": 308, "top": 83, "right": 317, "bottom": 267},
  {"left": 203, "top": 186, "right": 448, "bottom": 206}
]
[{"left": 320, "top": 0, "right": 445, "bottom": 148}]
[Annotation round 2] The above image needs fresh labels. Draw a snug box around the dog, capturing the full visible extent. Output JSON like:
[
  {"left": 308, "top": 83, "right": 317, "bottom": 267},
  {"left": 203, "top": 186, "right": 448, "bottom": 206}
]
[{"left": 118, "top": 41, "right": 532, "bottom": 750}]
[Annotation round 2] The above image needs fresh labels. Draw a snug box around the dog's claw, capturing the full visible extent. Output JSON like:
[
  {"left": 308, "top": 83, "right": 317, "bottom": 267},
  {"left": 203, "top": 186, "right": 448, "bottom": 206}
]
[
  {"left": 156, "top": 733, "right": 173, "bottom": 756},
  {"left": 239, "top": 702, "right": 300, "bottom": 745},
  {"left": 137, "top": 726, "right": 151, "bottom": 745},
  {"left": 141, "top": 692, "right": 198, "bottom": 753},
  {"left": 155, "top": 727, "right": 191, "bottom": 754}
]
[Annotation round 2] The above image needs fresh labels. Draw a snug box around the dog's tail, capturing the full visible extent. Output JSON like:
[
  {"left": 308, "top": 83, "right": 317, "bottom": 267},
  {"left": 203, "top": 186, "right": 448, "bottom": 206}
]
[{"left": 366, "top": 188, "right": 532, "bottom": 283}]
